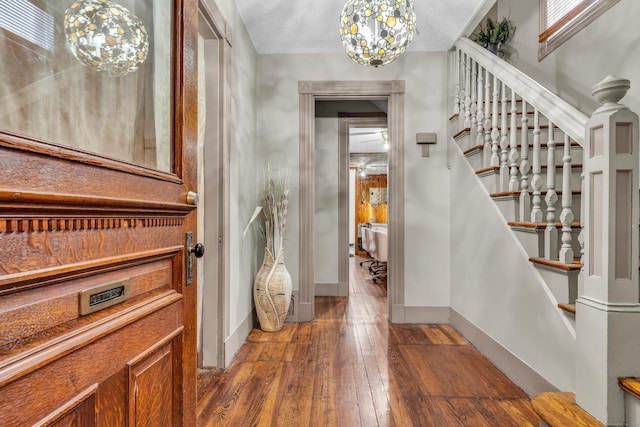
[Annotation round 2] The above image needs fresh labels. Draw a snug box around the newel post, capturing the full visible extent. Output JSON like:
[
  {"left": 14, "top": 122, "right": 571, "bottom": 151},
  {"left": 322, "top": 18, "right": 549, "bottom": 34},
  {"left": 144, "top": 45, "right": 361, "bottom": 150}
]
[{"left": 575, "top": 76, "right": 640, "bottom": 425}]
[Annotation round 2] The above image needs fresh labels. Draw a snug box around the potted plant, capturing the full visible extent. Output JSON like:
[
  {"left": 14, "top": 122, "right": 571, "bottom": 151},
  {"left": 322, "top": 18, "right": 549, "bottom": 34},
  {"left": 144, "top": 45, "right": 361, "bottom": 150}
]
[{"left": 471, "top": 17, "right": 516, "bottom": 55}]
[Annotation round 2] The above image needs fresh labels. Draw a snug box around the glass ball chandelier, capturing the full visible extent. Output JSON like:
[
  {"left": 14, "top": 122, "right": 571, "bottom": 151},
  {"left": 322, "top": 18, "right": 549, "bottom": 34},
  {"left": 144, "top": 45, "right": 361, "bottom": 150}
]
[
  {"left": 339, "top": 0, "right": 416, "bottom": 67},
  {"left": 64, "top": 0, "right": 150, "bottom": 77}
]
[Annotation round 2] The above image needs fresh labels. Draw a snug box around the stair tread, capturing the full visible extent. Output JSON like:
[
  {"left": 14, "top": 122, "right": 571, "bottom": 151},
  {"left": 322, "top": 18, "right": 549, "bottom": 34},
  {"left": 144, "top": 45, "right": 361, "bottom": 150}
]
[
  {"left": 558, "top": 303, "right": 576, "bottom": 314},
  {"left": 532, "top": 392, "right": 604, "bottom": 427},
  {"left": 463, "top": 141, "right": 581, "bottom": 156},
  {"left": 454, "top": 124, "right": 564, "bottom": 139},
  {"left": 529, "top": 257, "right": 582, "bottom": 271},
  {"left": 508, "top": 221, "right": 581, "bottom": 229},
  {"left": 477, "top": 164, "right": 582, "bottom": 175},
  {"left": 491, "top": 190, "right": 581, "bottom": 198},
  {"left": 619, "top": 377, "right": 640, "bottom": 400},
  {"left": 463, "top": 144, "right": 485, "bottom": 155}
]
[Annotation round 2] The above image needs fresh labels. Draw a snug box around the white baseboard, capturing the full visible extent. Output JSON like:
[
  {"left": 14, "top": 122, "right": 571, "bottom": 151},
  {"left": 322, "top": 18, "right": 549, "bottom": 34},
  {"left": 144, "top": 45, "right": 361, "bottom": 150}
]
[
  {"left": 390, "top": 304, "right": 451, "bottom": 324},
  {"left": 450, "top": 309, "right": 558, "bottom": 397},
  {"left": 315, "top": 282, "right": 348, "bottom": 297},
  {"left": 223, "top": 309, "right": 256, "bottom": 368}
]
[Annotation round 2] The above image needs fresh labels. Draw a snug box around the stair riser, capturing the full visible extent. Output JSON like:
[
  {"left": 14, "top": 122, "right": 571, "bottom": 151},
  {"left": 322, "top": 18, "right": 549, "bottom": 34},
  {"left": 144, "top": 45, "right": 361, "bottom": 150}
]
[
  {"left": 493, "top": 194, "right": 582, "bottom": 223},
  {"left": 511, "top": 227, "right": 581, "bottom": 259},
  {"left": 480, "top": 168, "right": 583, "bottom": 194},
  {"left": 533, "top": 264, "right": 579, "bottom": 305},
  {"left": 466, "top": 145, "right": 583, "bottom": 172}
]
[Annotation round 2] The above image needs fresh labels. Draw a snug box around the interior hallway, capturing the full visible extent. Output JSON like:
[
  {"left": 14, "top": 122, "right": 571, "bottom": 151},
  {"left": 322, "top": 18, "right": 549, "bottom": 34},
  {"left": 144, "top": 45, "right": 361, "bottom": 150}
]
[{"left": 197, "top": 255, "right": 540, "bottom": 426}]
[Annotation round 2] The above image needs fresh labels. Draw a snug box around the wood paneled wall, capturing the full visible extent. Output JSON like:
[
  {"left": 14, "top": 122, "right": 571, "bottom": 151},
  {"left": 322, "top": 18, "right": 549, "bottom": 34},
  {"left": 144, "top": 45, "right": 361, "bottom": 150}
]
[{"left": 355, "top": 173, "right": 387, "bottom": 254}]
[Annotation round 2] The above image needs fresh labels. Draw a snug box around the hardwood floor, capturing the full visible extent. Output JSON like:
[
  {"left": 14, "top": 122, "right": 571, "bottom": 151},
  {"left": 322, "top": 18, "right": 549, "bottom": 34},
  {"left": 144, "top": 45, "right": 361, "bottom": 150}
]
[{"left": 197, "top": 255, "right": 540, "bottom": 426}]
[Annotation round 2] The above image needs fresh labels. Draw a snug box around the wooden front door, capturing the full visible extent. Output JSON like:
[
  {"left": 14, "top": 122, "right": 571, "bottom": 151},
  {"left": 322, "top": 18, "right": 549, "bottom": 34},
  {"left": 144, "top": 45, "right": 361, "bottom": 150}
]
[{"left": 0, "top": 0, "right": 199, "bottom": 425}]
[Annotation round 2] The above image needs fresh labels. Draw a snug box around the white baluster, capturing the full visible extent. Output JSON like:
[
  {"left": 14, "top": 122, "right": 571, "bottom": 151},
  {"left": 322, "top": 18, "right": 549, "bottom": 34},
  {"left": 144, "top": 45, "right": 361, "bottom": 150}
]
[
  {"left": 459, "top": 53, "right": 466, "bottom": 126},
  {"left": 459, "top": 50, "right": 466, "bottom": 117},
  {"left": 464, "top": 53, "right": 471, "bottom": 129},
  {"left": 508, "top": 88, "right": 520, "bottom": 191},
  {"left": 476, "top": 64, "right": 484, "bottom": 148},
  {"left": 559, "top": 134, "right": 575, "bottom": 264},
  {"left": 519, "top": 100, "right": 531, "bottom": 222},
  {"left": 490, "top": 75, "right": 500, "bottom": 166},
  {"left": 470, "top": 59, "right": 478, "bottom": 147},
  {"left": 483, "top": 69, "right": 492, "bottom": 168},
  {"left": 530, "top": 109, "right": 543, "bottom": 222},
  {"left": 545, "top": 121, "right": 558, "bottom": 260},
  {"left": 453, "top": 49, "right": 460, "bottom": 116},
  {"left": 499, "top": 82, "right": 509, "bottom": 191}
]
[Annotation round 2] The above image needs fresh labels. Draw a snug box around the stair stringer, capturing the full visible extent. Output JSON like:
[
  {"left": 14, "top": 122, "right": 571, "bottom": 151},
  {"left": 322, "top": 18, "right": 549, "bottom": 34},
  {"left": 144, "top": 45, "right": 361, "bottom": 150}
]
[{"left": 449, "top": 138, "right": 576, "bottom": 394}]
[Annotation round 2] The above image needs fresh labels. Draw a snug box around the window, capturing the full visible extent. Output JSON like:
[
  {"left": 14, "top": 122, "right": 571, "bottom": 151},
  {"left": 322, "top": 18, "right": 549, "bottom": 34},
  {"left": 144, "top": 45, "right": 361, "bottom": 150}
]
[{"left": 539, "top": 0, "right": 620, "bottom": 59}]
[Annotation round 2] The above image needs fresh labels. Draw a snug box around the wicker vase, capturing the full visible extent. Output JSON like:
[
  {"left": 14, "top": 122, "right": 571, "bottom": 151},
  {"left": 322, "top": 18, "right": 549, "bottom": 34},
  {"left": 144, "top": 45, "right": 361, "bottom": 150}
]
[{"left": 253, "top": 248, "right": 292, "bottom": 332}]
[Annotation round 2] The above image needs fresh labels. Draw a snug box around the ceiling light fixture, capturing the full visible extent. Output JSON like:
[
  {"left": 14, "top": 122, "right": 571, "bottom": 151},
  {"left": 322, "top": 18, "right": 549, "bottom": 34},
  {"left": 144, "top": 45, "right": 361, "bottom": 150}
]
[
  {"left": 339, "top": 0, "right": 416, "bottom": 67},
  {"left": 64, "top": 0, "right": 149, "bottom": 77}
]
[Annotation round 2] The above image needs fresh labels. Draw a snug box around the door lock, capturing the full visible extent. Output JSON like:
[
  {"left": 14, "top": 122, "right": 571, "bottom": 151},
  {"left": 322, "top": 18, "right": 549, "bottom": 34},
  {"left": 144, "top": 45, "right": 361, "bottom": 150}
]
[{"left": 185, "top": 232, "right": 205, "bottom": 285}]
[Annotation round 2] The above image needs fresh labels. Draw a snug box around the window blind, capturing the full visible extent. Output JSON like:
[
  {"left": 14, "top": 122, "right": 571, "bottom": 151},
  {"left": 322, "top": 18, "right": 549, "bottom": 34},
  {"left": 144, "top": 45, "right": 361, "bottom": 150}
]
[
  {"left": 0, "top": 0, "right": 54, "bottom": 51},
  {"left": 539, "top": 0, "right": 593, "bottom": 42}
]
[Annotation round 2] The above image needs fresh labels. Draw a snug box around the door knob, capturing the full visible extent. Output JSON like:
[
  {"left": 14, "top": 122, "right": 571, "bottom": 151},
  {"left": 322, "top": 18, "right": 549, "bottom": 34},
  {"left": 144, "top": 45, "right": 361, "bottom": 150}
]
[{"left": 190, "top": 242, "right": 205, "bottom": 258}]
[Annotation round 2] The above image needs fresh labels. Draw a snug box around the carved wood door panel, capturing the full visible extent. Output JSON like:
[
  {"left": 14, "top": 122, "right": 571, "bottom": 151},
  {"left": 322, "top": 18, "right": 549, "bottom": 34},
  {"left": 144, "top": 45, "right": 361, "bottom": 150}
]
[{"left": 0, "top": 0, "right": 199, "bottom": 425}]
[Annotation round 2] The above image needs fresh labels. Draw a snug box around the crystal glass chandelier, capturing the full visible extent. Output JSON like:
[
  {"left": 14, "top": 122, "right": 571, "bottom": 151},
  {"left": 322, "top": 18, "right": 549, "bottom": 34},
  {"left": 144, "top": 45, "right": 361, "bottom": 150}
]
[
  {"left": 64, "top": 0, "right": 149, "bottom": 77},
  {"left": 339, "top": 0, "right": 416, "bottom": 67}
]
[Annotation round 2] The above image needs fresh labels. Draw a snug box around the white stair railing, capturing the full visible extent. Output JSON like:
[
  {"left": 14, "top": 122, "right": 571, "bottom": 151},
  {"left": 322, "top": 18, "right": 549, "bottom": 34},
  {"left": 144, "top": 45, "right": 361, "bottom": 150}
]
[
  {"left": 509, "top": 89, "right": 520, "bottom": 192},
  {"left": 531, "top": 110, "right": 543, "bottom": 223},
  {"left": 483, "top": 68, "right": 492, "bottom": 167},
  {"left": 544, "top": 122, "right": 558, "bottom": 259},
  {"left": 490, "top": 74, "right": 500, "bottom": 167},
  {"left": 519, "top": 100, "right": 531, "bottom": 221},
  {"left": 499, "top": 82, "right": 509, "bottom": 191},
  {"left": 475, "top": 63, "right": 485, "bottom": 148},
  {"left": 453, "top": 37, "right": 589, "bottom": 264},
  {"left": 559, "top": 134, "right": 575, "bottom": 264}
]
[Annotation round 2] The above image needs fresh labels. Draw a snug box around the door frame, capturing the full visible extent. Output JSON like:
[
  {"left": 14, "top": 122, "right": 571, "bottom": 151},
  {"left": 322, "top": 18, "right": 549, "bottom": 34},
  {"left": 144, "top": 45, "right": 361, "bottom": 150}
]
[
  {"left": 338, "top": 114, "right": 388, "bottom": 297},
  {"left": 198, "top": 0, "right": 231, "bottom": 369},
  {"left": 298, "top": 81, "right": 405, "bottom": 322}
]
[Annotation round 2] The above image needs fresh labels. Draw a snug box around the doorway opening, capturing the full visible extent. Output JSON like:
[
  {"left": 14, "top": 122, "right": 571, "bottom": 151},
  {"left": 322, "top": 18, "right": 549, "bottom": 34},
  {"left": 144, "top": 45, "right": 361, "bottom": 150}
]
[
  {"left": 349, "top": 123, "right": 389, "bottom": 288},
  {"left": 299, "top": 81, "right": 405, "bottom": 322},
  {"left": 314, "top": 104, "right": 387, "bottom": 299}
]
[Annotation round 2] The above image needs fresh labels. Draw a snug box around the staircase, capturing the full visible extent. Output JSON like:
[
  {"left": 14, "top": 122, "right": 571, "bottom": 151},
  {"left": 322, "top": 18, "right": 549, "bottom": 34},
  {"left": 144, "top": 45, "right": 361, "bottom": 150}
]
[{"left": 449, "top": 37, "right": 640, "bottom": 426}]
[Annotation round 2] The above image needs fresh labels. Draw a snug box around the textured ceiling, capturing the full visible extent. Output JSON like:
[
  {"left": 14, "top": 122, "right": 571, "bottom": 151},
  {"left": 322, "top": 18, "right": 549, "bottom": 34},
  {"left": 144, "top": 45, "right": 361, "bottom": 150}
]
[{"left": 234, "top": 0, "right": 485, "bottom": 54}]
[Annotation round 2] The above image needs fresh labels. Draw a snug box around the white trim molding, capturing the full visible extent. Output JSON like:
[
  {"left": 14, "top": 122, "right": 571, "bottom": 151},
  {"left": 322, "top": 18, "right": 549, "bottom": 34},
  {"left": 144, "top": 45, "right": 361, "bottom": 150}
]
[
  {"left": 538, "top": 0, "right": 621, "bottom": 60},
  {"left": 392, "top": 305, "right": 451, "bottom": 324},
  {"left": 298, "top": 80, "right": 405, "bottom": 322},
  {"left": 450, "top": 309, "right": 558, "bottom": 397},
  {"left": 224, "top": 309, "right": 256, "bottom": 368}
]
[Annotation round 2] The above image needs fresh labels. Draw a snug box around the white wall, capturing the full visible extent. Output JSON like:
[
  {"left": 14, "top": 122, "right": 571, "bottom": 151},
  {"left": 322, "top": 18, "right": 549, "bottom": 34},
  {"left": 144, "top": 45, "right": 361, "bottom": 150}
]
[
  {"left": 449, "top": 1, "right": 585, "bottom": 391},
  {"left": 206, "top": 0, "right": 259, "bottom": 359},
  {"left": 314, "top": 117, "right": 340, "bottom": 285},
  {"left": 256, "top": 51, "right": 451, "bottom": 309},
  {"left": 496, "top": 1, "right": 640, "bottom": 115},
  {"left": 449, "top": 140, "right": 576, "bottom": 392}
]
